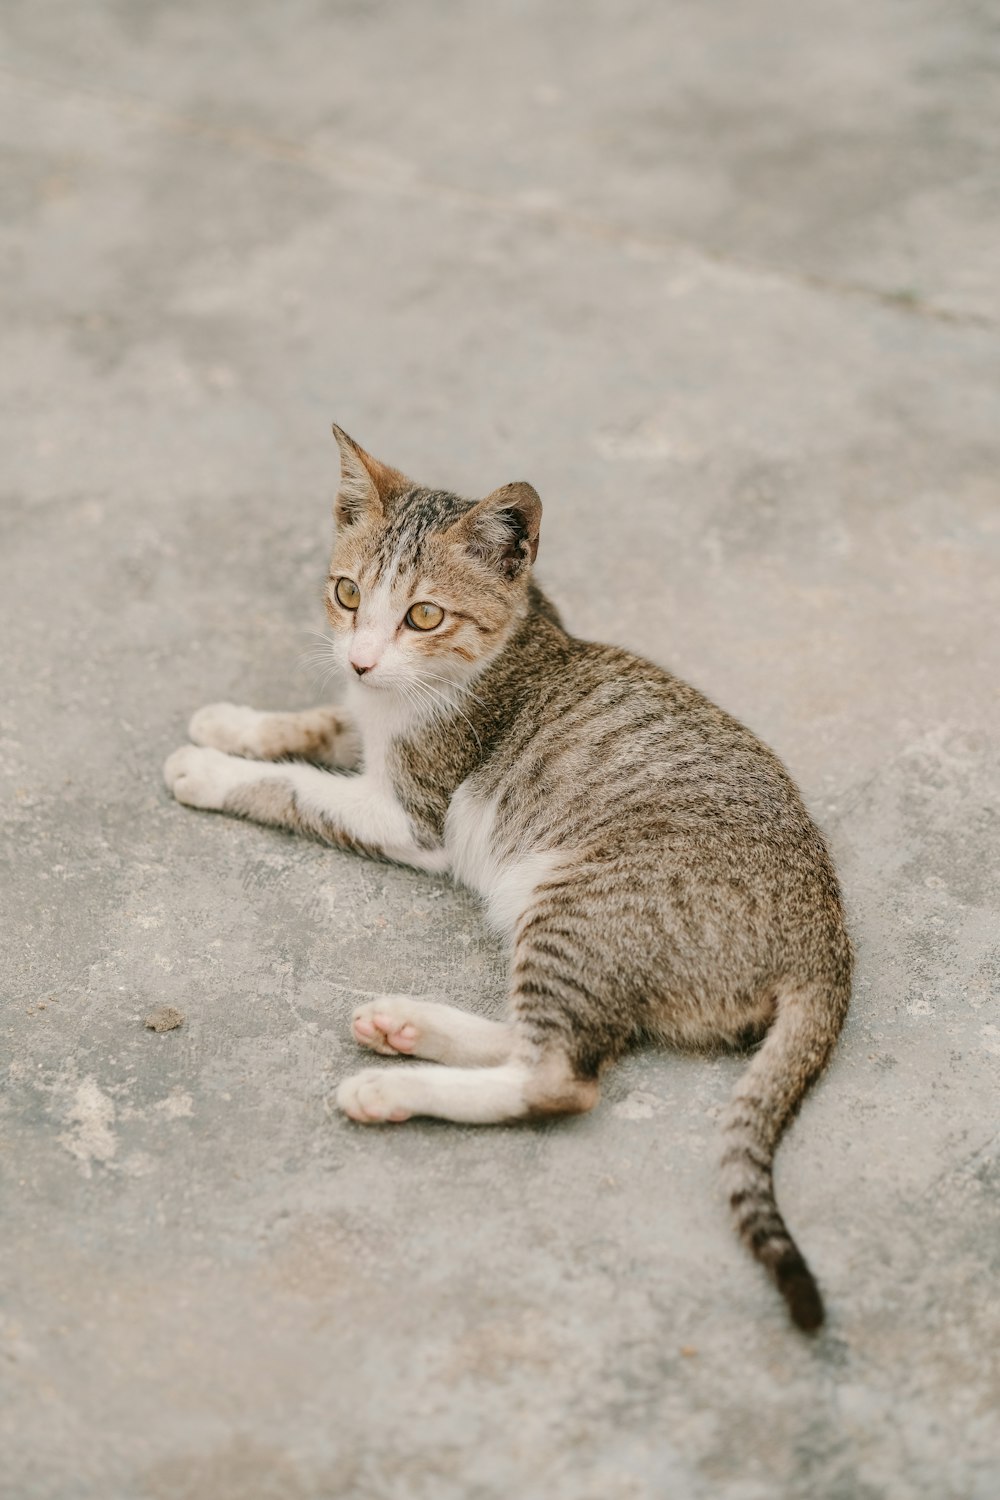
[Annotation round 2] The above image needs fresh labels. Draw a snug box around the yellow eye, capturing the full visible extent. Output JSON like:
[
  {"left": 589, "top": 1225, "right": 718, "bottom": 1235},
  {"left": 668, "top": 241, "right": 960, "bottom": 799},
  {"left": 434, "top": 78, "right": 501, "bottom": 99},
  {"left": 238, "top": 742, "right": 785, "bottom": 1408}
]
[
  {"left": 335, "top": 577, "right": 360, "bottom": 610},
  {"left": 405, "top": 602, "right": 444, "bottom": 632}
]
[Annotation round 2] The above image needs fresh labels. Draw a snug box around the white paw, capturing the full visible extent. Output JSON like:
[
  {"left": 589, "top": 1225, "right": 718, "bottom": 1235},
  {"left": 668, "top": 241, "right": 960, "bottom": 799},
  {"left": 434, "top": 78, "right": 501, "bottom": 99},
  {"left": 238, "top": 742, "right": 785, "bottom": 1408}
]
[
  {"left": 163, "top": 744, "right": 239, "bottom": 810},
  {"left": 337, "top": 1068, "right": 413, "bottom": 1124},
  {"left": 188, "top": 702, "right": 263, "bottom": 755},
  {"left": 352, "top": 996, "right": 422, "bottom": 1056}
]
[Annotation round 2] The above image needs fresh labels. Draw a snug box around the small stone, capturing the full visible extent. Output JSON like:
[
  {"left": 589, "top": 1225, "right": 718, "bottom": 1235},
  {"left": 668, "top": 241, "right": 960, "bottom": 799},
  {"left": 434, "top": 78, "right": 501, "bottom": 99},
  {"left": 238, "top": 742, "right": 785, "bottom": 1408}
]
[{"left": 144, "top": 1006, "right": 185, "bottom": 1033}]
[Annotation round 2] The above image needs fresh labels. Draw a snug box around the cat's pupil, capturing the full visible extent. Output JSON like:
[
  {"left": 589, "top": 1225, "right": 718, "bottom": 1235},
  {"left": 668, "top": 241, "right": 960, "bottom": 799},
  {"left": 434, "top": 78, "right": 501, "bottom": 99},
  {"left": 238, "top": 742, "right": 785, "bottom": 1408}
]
[{"left": 406, "top": 603, "right": 444, "bottom": 631}]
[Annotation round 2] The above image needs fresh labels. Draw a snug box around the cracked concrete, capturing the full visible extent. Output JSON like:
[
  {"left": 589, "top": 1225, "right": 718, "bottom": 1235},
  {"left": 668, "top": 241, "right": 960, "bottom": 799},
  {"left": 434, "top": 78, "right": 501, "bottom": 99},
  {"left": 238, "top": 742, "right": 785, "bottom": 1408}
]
[{"left": 2, "top": 2, "right": 999, "bottom": 1497}]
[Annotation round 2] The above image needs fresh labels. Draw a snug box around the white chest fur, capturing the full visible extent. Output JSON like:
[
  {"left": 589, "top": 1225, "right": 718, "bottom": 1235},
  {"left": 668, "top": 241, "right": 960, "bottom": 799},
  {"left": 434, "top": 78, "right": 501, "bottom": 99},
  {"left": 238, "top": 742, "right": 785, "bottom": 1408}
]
[
  {"left": 339, "top": 685, "right": 449, "bottom": 873},
  {"left": 350, "top": 683, "right": 422, "bottom": 786},
  {"left": 349, "top": 685, "right": 562, "bottom": 910},
  {"left": 445, "top": 781, "right": 563, "bottom": 941}
]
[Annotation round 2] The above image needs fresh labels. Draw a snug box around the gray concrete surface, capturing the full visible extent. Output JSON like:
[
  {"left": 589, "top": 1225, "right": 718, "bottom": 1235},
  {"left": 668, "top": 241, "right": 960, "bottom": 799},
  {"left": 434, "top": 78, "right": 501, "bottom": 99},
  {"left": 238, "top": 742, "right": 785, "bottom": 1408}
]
[{"left": 2, "top": 3, "right": 999, "bottom": 1496}]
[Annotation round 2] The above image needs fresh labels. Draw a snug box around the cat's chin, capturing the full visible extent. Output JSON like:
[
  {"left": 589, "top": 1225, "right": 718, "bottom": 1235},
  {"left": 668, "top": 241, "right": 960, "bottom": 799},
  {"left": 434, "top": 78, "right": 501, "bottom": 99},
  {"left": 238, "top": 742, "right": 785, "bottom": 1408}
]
[{"left": 347, "top": 673, "right": 403, "bottom": 700}]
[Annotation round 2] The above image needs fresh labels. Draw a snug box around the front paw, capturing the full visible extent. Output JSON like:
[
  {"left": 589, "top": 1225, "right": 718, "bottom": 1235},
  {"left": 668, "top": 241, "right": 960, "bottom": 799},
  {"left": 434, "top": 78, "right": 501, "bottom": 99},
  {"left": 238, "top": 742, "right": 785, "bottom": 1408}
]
[
  {"left": 337, "top": 1068, "right": 413, "bottom": 1124},
  {"left": 188, "top": 702, "right": 263, "bottom": 755},
  {"left": 163, "top": 744, "right": 239, "bottom": 810}
]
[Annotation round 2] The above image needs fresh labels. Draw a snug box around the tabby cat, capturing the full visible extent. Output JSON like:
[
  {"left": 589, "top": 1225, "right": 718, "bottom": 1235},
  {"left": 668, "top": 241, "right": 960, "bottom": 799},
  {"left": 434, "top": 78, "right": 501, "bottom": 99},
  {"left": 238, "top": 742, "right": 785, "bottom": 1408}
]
[{"left": 164, "top": 426, "right": 852, "bottom": 1331}]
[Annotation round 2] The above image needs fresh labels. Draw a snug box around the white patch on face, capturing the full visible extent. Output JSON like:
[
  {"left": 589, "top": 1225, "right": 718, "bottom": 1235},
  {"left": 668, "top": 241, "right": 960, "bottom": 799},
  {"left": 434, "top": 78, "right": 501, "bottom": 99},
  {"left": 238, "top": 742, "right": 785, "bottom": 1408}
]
[
  {"left": 334, "top": 559, "right": 451, "bottom": 773},
  {"left": 347, "top": 571, "right": 400, "bottom": 679},
  {"left": 334, "top": 553, "right": 483, "bottom": 724}
]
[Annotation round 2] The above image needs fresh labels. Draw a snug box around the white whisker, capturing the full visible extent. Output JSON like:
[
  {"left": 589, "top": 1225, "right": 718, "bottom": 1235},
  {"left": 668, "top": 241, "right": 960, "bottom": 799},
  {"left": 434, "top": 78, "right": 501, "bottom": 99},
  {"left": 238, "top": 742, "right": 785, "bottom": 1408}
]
[
  {"left": 410, "top": 674, "right": 483, "bottom": 752},
  {"left": 296, "top": 629, "right": 344, "bottom": 694}
]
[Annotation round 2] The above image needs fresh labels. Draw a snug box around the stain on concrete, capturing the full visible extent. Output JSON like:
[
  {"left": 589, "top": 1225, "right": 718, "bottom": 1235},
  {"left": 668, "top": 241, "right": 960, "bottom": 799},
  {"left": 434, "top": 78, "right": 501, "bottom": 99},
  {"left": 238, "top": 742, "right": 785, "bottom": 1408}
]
[
  {"left": 145, "top": 1006, "right": 186, "bottom": 1033},
  {"left": 57, "top": 1076, "right": 118, "bottom": 1178}
]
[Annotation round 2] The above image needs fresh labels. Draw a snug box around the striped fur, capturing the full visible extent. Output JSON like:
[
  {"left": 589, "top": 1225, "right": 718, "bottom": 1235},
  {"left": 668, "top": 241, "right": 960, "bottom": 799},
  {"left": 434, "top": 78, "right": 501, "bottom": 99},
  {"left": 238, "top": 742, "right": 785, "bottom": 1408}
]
[{"left": 166, "top": 428, "right": 852, "bottom": 1331}]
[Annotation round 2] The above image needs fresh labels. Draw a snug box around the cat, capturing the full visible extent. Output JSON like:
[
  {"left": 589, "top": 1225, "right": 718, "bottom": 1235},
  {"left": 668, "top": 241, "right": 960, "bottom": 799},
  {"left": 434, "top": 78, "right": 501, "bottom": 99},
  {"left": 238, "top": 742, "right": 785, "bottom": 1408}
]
[{"left": 164, "top": 425, "right": 852, "bottom": 1331}]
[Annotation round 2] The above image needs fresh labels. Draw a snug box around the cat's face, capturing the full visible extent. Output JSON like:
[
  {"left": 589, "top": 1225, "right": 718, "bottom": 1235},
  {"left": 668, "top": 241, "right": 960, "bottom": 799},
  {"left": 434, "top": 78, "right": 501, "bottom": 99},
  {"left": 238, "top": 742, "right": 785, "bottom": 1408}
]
[{"left": 323, "top": 428, "right": 541, "bottom": 704}]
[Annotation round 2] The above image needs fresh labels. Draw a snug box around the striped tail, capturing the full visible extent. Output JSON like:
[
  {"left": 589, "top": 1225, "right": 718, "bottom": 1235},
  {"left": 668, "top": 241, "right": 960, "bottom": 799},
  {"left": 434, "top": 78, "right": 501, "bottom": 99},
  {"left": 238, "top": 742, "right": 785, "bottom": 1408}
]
[{"left": 721, "top": 978, "right": 849, "bottom": 1332}]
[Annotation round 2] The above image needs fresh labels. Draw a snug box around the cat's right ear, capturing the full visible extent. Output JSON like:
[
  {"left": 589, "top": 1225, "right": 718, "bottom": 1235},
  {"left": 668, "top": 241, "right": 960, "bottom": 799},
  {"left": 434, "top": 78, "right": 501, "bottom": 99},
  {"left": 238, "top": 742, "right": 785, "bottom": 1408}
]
[{"left": 331, "top": 425, "right": 407, "bottom": 529}]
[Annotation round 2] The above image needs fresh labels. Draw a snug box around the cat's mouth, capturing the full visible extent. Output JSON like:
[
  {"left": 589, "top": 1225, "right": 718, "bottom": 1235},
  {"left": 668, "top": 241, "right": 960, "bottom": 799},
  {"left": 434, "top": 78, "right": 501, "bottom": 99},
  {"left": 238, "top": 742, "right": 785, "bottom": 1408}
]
[{"left": 350, "top": 670, "right": 398, "bottom": 695}]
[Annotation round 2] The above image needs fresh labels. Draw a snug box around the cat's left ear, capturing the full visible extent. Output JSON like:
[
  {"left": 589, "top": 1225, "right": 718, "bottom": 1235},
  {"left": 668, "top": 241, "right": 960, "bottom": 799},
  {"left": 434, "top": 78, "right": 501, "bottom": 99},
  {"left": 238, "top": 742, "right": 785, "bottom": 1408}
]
[
  {"left": 453, "top": 482, "right": 542, "bottom": 579},
  {"left": 331, "top": 425, "right": 408, "bottom": 529}
]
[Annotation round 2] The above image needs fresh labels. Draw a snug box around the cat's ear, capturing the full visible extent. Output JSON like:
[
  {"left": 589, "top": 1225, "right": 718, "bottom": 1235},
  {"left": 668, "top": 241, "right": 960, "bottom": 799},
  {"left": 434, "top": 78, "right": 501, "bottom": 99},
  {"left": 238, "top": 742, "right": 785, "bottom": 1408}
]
[
  {"left": 331, "top": 425, "right": 408, "bottom": 528},
  {"left": 453, "top": 482, "right": 542, "bottom": 579}
]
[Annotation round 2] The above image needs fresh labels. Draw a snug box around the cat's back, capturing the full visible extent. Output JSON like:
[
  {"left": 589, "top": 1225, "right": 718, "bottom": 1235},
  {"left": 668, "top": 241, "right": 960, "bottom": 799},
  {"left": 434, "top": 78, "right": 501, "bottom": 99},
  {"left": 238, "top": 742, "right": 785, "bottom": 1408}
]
[{"left": 482, "top": 608, "right": 810, "bottom": 845}]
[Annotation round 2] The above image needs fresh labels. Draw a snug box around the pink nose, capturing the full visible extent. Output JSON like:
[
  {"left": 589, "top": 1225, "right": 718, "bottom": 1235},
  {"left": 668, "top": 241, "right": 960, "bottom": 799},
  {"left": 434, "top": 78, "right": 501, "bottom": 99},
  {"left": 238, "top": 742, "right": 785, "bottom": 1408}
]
[
  {"left": 349, "top": 634, "right": 380, "bottom": 676},
  {"left": 349, "top": 645, "right": 379, "bottom": 675}
]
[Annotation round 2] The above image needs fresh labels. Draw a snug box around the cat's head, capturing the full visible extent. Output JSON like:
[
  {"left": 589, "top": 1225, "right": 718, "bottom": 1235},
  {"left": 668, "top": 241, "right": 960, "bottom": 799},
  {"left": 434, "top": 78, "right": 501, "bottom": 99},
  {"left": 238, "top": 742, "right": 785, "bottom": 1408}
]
[{"left": 323, "top": 426, "right": 541, "bottom": 700}]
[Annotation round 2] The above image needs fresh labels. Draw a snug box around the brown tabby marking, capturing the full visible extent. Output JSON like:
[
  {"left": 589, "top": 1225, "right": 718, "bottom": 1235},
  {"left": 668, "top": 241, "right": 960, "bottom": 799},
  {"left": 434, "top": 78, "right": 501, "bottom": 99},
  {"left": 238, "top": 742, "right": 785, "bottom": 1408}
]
[{"left": 164, "top": 426, "right": 852, "bottom": 1332}]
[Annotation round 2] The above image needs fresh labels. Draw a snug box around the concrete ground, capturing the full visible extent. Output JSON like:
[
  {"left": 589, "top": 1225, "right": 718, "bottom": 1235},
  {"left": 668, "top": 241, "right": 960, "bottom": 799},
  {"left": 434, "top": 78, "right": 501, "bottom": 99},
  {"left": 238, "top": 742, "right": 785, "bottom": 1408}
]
[{"left": 2, "top": 2, "right": 999, "bottom": 1496}]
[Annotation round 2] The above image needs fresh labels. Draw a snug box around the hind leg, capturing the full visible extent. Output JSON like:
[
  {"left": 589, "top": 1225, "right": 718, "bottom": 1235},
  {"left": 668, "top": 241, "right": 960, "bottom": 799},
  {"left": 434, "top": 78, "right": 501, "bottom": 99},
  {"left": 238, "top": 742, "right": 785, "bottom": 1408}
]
[
  {"left": 338, "top": 943, "right": 624, "bottom": 1125},
  {"left": 336, "top": 884, "right": 641, "bottom": 1125},
  {"left": 336, "top": 1042, "right": 598, "bottom": 1124},
  {"left": 351, "top": 996, "right": 512, "bottom": 1065}
]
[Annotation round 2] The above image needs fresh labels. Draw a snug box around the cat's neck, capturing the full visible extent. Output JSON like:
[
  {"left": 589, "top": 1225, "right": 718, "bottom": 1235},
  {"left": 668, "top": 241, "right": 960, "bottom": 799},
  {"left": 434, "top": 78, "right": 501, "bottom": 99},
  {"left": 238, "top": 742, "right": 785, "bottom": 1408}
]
[{"left": 475, "top": 580, "right": 571, "bottom": 711}]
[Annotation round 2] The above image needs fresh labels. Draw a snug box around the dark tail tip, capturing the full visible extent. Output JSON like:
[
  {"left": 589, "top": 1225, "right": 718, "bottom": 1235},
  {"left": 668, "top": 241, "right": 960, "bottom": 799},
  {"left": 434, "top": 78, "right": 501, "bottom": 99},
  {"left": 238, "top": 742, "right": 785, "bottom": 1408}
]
[{"left": 777, "top": 1252, "right": 825, "bottom": 1333}]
